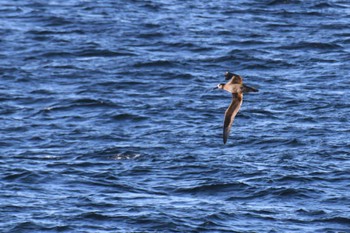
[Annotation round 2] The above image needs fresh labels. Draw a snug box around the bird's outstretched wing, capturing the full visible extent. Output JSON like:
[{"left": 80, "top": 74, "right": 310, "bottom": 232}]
[
  {"left": 225, "top": 72, "right": 243, "bottom": 84},
  {"left": 225, "top": 72, "right": 236, "bottom": 80},
  {"left": 223, "top": 93, "right": 243, "bottom": 144}
]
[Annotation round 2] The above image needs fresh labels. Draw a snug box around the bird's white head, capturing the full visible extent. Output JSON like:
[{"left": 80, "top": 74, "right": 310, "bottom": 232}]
[{"left": 216, "top": 83, "right": 225, "bottom": 89}]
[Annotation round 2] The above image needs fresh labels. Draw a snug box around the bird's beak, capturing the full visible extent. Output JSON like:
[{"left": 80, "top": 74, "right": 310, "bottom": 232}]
[{"left": 213, "top": 83, "right": 224, "bottom": 90}]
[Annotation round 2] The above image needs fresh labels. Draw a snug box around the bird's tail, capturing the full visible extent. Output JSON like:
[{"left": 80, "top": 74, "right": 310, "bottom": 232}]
[{"left": 242, "top": 84, "right": 258, "bottom": 93}]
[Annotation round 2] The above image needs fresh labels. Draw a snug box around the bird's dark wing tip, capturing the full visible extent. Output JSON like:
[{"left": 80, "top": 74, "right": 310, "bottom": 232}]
[
  {"left": 224, "top": 71, "right": 233, "bottom": 80},
  {"left": 223, "top": 127, "right": 229, "bottom": 144}
]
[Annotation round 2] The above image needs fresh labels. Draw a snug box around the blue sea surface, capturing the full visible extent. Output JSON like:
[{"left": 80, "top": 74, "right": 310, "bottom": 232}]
[{"left": 1, "top": 0, "right": 350, "bottom": 232}]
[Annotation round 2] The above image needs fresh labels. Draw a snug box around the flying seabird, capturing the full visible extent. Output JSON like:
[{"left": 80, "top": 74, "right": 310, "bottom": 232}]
[{"left": 215, "top": 72, "right": 258, "bottom": 144}]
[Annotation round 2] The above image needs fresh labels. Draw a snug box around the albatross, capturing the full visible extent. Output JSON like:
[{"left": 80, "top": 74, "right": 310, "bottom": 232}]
[{"left": 215, "top": 72, "right": 258, "bottom": 144}]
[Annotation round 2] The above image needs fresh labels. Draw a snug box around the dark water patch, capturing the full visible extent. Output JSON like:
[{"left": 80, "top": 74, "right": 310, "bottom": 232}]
[
  {"left": 112, "top": 113, "right": 148, "bottom": 122},
  {"left": 274, "top": 174, "right": 314, "bottom": 183},
  {"left": 0, "top": 141, "right": 12, "bottom": 147},
  {"left": 175, "top": 182, "right": 250, "bottom": 196},
  {"left": 138, "top": 1, "right": 165, "bottom": 11},
  {"left": 26, "top": 29, "right": 86, "bottom": 35},
  {"left": 3, "top": 169, "right": 37, "bottom": 182},
  {"left": 164, "top": 41, "right": 214, "bottom": 51},
  {"left": 79, "top": 212, "right": 125, "bottom": 221},
  {"left": 267, "top": 0, "right": 302, "bottom": 5},
  {"left": 8, "top": 221, "right": 71, "bottom": 233},
  {"left": 30, "top": 89, "right": 57, "bottom": 95},
  {"left": 281, "top": 42, "right": 343, "bottom": 51},
  {"left": 273, "top": 187, "right": 313, "bottom": 198},
  {"left": 142, "top": 22, "right": 160, "bottom": 29},
  {"left": 133, "top": 59, "right": 176, "bottom": 68},
  {"left": 2, "top": 124, "right": 29, "bottom": 132},
  {"left": 320, "top": 23, "right": 349, "bottom": 30},
  {"left": 44, "top": 16, "right": 73, "bottom": 27},
  {"left": 249, "top": 186, "right": 314, "bottom": 199},
  {"left": 0, "top": 105, "right": 17, "bottom": 116},
  {"left": 138, "top": 32, "right": 164, "bottom": 39},
  {"left": 72, "top": 98, "right": 115, "bottom": 107},
  {"left": 313, "top": 2, "right": 335, "bottom": 8},
  {"left": 320, "top": 216, "right": 350, "bottom": 225},
  {"left": 296, "top": 208, "right": 327, "bottom": 216},
  {"left": 36, "top": 98, "right": 116, "bottom": 114},
  {"left": 195, "top": 216, "right": 239, "bottom": 233},
  {"left": 77, "top": 49, "right": 137, "bottom": 57},
  {"left": 39, "top": 51, "right": 74, "bottom": 58}
]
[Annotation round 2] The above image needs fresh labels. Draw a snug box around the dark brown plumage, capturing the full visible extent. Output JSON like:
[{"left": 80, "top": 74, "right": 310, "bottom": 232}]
[
  {"left": 223, "top": 93, "right": 243, "bottom": 144},
  {"left": 217, "top": 72, "right": 258, "bottom": 144}
]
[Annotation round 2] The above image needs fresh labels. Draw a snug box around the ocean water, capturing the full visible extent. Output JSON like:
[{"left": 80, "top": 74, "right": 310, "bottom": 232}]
[{"left": 1, "top": 0, "right": 350, "bottom": 232}]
